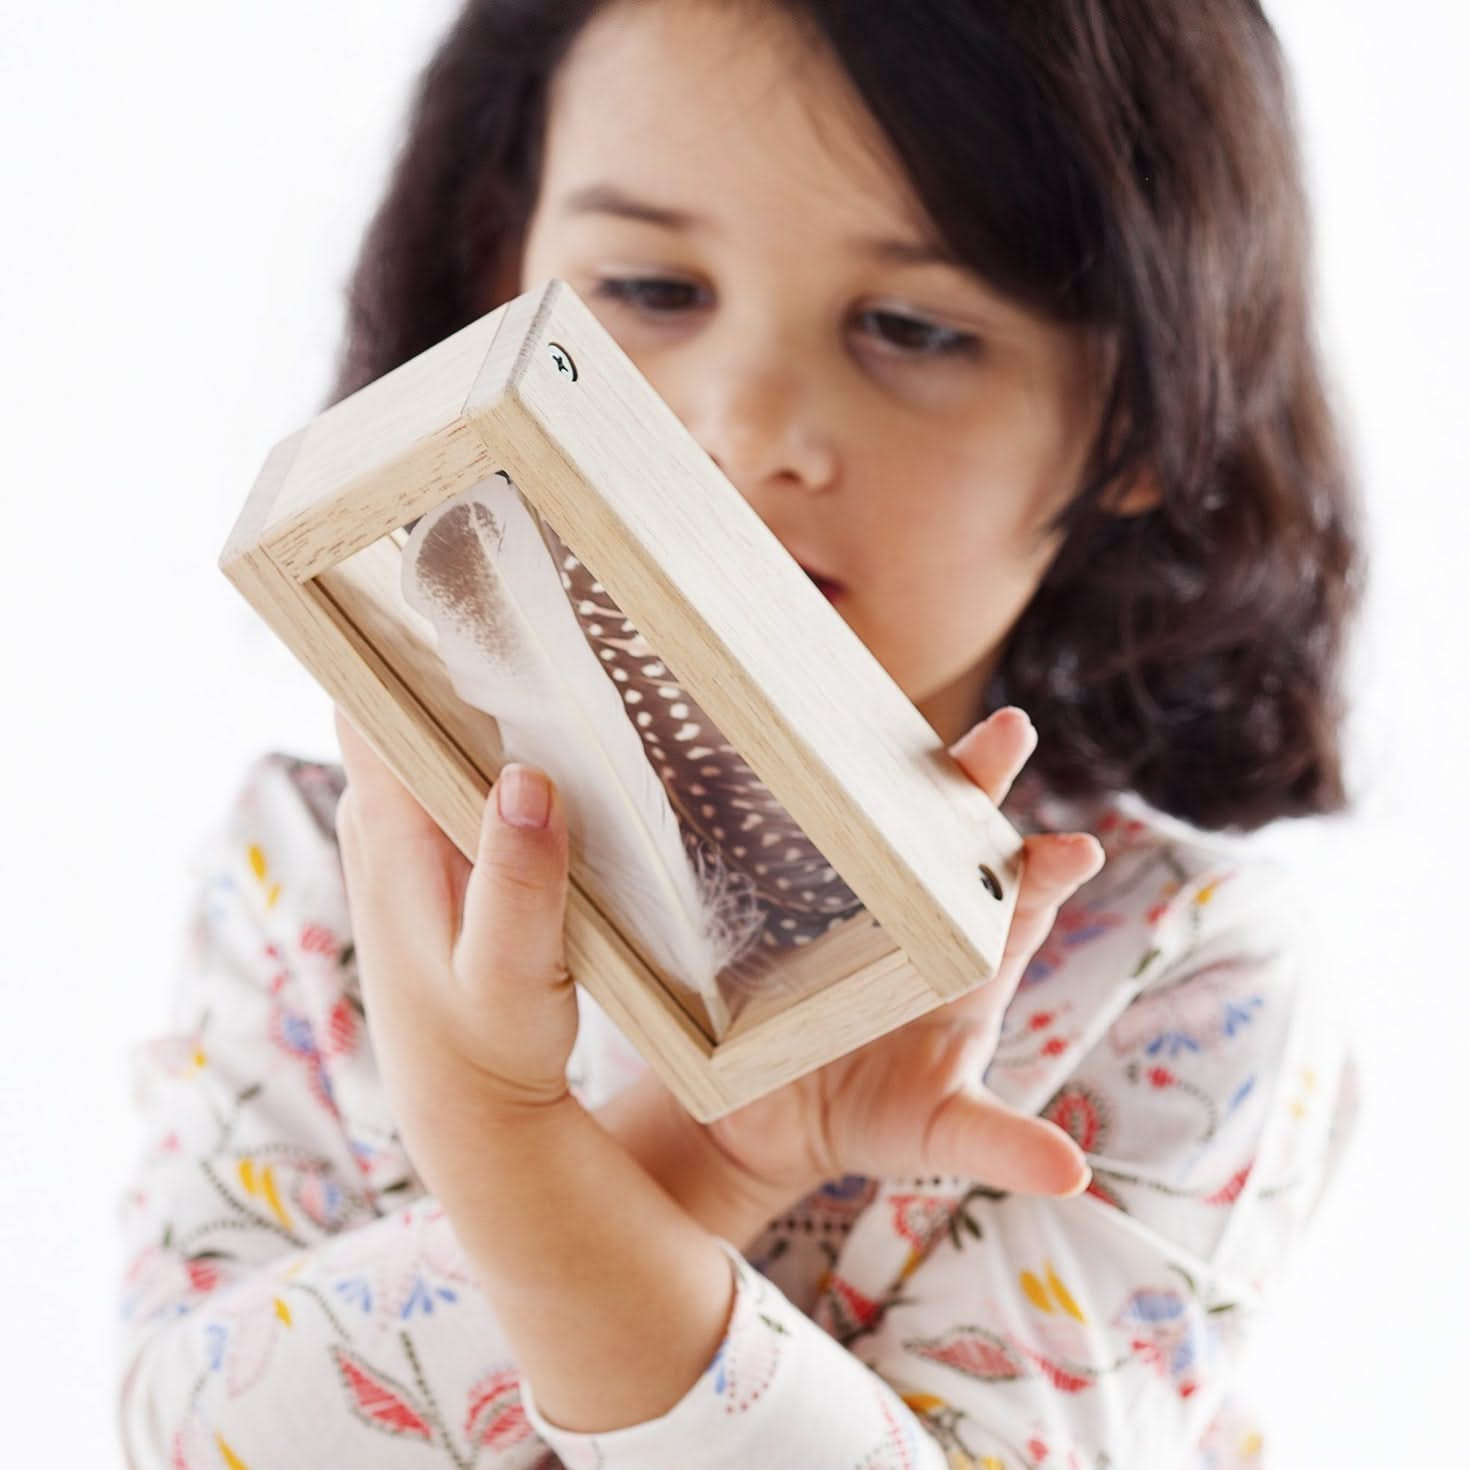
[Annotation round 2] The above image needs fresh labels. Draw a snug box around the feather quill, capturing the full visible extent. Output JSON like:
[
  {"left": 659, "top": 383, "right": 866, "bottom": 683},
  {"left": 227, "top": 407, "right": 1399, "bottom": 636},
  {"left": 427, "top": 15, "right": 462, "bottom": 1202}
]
[{"left": 400, "top": 473, "right": 767, "bottom": 1036}]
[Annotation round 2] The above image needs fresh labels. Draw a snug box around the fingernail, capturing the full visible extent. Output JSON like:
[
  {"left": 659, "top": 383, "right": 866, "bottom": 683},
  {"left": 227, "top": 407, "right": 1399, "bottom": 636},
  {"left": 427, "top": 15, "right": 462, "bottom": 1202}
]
[
  {"left": 498, "top": 765, "right": 551, "bottom": 829},
  {"left": 998, "top": 707, "right": 1037, "bottom": 747},
  {"left": 1062, "top": 1164, "right": 1093, "bottom": 1198},
  {"left": 954, "top": 707, "right": 1032, "bottom": 754}
]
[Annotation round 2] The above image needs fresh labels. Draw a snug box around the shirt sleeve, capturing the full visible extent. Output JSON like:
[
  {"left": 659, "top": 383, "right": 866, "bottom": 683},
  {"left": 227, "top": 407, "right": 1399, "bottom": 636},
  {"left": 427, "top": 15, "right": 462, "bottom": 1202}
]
[
  {"left": 513, "top": 840, "right": 1360, "bottom": 1470},
  {"left": 518, "top": 1236, "right": 950, "bottom": 1468},
  {"left": 115, "top": 754, "right": 602, "bottom": 1470}
]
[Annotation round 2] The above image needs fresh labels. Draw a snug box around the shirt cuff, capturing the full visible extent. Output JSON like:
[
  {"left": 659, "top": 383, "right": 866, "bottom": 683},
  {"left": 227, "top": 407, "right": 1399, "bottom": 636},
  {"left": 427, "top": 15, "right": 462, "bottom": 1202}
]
[{"left": 517, "top": 1237, "right": 944, "bottom": 1469}]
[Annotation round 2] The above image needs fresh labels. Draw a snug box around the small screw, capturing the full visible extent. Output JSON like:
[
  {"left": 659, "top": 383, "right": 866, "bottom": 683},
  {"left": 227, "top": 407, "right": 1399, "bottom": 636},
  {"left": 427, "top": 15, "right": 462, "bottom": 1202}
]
[
  {"left": 548, "top": 342, "right": 577, "bottom": 380},
  {"left": 977, "top": 863, "right": 1003, "bottom": 900}
]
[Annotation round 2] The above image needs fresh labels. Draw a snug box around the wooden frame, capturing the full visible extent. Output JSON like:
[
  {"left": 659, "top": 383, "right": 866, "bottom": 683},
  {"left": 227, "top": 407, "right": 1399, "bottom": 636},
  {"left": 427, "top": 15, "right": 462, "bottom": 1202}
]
[{"left": 219, "top": 278, "right": 1025, "bottom": 1121}]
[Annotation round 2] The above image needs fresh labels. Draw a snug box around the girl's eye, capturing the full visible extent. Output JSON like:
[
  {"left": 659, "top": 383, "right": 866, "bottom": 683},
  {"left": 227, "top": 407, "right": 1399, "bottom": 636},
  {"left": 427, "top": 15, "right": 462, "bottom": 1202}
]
[
  {"left": 589, "top": 276, "right": 981, "bottom": 361},
  {"left": 856, "top": 309, "right": 982, "bottom": 361},
  {"left": 590, "top": 276, "right": 707, "bottom": 316}
]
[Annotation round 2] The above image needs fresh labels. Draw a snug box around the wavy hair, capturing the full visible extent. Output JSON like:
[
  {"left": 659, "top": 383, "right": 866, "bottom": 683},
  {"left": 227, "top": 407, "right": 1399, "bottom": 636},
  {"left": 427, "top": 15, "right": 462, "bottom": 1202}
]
[{"left": 325, "top": 0, "right": 1367, "bottom": 833}]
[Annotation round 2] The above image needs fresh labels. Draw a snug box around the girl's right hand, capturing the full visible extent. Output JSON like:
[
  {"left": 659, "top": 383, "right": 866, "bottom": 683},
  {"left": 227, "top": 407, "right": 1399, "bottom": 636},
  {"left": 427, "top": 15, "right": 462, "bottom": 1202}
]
[{"left": 615, "top": 707, "right": 1104, "bottom": 1222}]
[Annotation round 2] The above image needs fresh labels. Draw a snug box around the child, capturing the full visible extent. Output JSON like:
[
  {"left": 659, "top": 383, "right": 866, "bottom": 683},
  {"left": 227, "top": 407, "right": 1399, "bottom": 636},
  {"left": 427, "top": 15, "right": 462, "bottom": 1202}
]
[{"left": 117, "top": 1, "right": 1365, "bottom": 1465}]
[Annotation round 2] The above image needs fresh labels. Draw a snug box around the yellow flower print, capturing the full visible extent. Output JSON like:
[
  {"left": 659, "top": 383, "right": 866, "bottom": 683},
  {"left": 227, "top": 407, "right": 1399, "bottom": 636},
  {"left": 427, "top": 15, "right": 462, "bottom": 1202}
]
[
  {"left": 215, "top": 1434, "right": 251, "bottom": 1469},
  {"left": 1045, "top": 1263, "right": 1086, "bottom": 1321},
  {"left": 1018, "top": 1261, "right": 1087, "bottom": 1322},
  {"left": 901, "top": 1392, "right": 947, "bottom": 1415},
  {"left": 1195, "top": 877, "right": 1222, "bottom": 906},
  {"left": 246, "top": 842, "right": 281, "bottom": 910},
  {"left": 1020, "top": 1270, "right": 1052, "bottom": 1313},
  {"left": 1289, "top": 1065, "right": 1319, "bottom": 1120},
  {"left": 237, "top": 1157, "right": 293, "bottom": 1231}
]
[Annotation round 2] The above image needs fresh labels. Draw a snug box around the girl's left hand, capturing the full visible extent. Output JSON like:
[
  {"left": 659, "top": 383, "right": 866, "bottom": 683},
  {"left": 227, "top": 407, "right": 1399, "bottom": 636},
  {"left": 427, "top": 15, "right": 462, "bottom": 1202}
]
[
  {"left": 334, "top": 709, "right": 583, "bottom": 1181},
  {"left": 332, "top": 703, "right": 1100, "bottom": 1213}
]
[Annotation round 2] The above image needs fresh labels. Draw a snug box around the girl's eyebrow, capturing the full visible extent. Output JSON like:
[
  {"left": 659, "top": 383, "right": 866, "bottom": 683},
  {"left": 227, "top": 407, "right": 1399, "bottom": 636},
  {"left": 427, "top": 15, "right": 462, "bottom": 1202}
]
[
  {"left": 559, "top": 182, "right": 960, "bottom": 268},
  {"left": 560, "top": 183, "right": 701, "bottom": 231}
]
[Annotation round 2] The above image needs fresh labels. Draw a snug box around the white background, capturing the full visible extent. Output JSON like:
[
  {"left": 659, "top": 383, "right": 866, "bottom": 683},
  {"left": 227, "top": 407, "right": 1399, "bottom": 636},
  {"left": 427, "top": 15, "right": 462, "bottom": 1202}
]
[{"left": 2, "top": 1, "right": 1465, "bottom": 1461}]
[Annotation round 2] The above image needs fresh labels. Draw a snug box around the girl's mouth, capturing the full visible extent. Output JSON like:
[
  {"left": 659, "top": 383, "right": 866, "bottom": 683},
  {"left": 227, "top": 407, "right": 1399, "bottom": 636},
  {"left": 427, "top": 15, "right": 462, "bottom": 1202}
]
[{"left": 797, "top": 563, "right": 845, "bottom": 602}]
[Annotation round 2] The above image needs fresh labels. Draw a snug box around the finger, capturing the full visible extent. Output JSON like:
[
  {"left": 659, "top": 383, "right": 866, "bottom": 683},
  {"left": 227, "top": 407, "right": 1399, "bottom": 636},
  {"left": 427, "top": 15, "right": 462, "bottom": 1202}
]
[
  {"left": 939, "top": 832, "right": 1104, "bottom": 1030},
  {"left": 924, "top": 1086, "right": 1091, "bottom": 1198},
  {"left": 333, "top": 708, "right": 467, "bottom": 958},
  {"left": 997, "top": 836, "right": 1105, "bottom": 967},
  {"left": 455, "top": 764, "right": 573, "bottom": 993},
  {"left": 334, "top": 708, "right": 446, "bottom": 849},
  {"left": 1012, "top": 832, "right": 1106, "bottom": 910},
  {"left": 947, "top": 706, "right": 1037, "bottom": 806}
]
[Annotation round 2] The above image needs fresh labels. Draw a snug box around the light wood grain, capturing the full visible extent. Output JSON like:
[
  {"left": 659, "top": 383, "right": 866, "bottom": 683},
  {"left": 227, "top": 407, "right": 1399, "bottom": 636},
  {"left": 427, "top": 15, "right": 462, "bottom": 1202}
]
[
  {"left": 218, "top": 277, "right": 1023, "bottom": 1120},
  {"left": 465, "top": 280, "right": 1023, "bottom": 1000}
]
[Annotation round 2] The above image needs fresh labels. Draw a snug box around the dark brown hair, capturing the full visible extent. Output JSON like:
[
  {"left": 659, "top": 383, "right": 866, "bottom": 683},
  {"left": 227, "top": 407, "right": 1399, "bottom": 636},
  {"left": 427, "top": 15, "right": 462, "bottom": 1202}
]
[{"left": 325, "top": 0, "right": 1367, "bottom": 834}]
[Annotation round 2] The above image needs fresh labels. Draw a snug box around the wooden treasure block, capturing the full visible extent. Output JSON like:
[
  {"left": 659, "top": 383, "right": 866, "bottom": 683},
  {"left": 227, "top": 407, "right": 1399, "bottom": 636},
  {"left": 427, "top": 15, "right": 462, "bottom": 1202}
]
[{"left": 219, "top": 277, "right": 1025, "bottom": 1122}]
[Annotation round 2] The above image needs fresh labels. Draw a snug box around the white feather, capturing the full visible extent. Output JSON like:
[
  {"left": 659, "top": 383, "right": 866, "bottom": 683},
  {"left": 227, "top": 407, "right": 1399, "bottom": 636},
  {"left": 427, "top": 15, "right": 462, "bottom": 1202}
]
[{"left": 399, "top": 473, "right": 765, "bottom": 1036}]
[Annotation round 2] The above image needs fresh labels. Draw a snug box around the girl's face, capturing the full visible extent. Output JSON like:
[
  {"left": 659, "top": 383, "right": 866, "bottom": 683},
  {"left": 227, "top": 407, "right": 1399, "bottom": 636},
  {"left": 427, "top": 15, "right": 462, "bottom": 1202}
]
[{"left": 511, "top": 0, "right": 1112, "bottom": 747}]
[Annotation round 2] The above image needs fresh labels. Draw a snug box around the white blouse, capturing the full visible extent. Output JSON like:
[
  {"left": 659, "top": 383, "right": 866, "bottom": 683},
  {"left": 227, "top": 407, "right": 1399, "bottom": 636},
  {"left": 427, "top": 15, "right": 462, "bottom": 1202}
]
[{"left": 117, "top": 752, "right": 1358, "bottom": 1468}]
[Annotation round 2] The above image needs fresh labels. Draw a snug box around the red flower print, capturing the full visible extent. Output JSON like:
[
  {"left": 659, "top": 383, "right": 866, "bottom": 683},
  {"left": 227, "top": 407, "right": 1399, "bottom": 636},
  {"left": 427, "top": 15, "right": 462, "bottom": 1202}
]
[
  {"left": 298, "top": 921, "right": 340, "bottom": 959},
  {"left": 323, "top": 996, "right": 357, "bottom": 1058},
  {"left": 889, "top": 1192, "right": 952, "bottom": 1248},
  {"left": 1094, "top": 808, "right": 1149, "bottom": 850},
  {"left": 1042, "top": 1083, "right": 1110, "bottom": 1153},
  {"left": 906, "top": 1326, "right": 1031, "bottom": 1383},
  {"left": 1019, "top": 1346, "right": 1094, "bottom": 1394},
  {"left": 465, "top": 1367, "right": 533, "bottom": 1450},
  {"left": 332, "top": 1345, "right": 438, "bottom": 1443},
  {"left": 184, "top": 1257, "right": 224, "bottom": 1294},
  {"left": 1206, "top": 1161, "right": 1254, "bottom": 1205},
  {"left": 1147, "top": 1066, "right": 1174, "bottom": 1089},
  {"left": 815, "top": 1273, "right": 883, "bottom": 1339}
]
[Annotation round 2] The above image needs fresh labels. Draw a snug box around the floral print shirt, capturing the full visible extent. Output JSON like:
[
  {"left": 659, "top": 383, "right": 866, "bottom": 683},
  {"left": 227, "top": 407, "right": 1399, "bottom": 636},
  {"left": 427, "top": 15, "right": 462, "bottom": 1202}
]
[{"left": 116, "top": 752, "right": 1359, "bottom": 1468}]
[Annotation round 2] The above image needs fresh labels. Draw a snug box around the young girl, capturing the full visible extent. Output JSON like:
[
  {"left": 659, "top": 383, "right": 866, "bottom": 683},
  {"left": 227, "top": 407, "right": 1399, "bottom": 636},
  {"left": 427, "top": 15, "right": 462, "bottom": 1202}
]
[{"left": 117, "top": 1, "right": 1365, "bottom": 1465}]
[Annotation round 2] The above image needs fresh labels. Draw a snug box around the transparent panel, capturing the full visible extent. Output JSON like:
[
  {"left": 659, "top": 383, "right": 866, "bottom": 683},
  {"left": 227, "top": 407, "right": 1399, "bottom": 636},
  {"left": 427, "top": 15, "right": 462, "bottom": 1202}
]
[{"left": 400, "top": 473, "right": 867, "bottom": 1035}]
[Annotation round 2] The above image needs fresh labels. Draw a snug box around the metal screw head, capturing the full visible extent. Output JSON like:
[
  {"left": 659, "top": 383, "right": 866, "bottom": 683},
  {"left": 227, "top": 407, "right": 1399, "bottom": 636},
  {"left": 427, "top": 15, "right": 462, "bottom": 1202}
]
[
  {"left": 977, "top": 863, "right": 1003, "bottom": 901},
  {"left": 548, "top": 342, "right": 577, "bottom": 381}
]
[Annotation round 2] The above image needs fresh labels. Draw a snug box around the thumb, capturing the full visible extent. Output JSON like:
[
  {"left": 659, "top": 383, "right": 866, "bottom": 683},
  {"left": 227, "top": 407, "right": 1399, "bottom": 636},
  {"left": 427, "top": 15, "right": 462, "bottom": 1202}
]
[
  {"left": 925, "top": 1088, "right": 1092, "bottom": 1199},
  {"left": 455, "top": 764, "right": 572, "bottom": 989}
]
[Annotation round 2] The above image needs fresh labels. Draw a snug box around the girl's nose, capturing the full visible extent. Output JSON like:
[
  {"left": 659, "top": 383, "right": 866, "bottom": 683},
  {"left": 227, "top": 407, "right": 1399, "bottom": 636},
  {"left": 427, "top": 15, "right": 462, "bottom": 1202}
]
[{"left": 675, "top": 349, "right": 838, "bottom": 500}]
